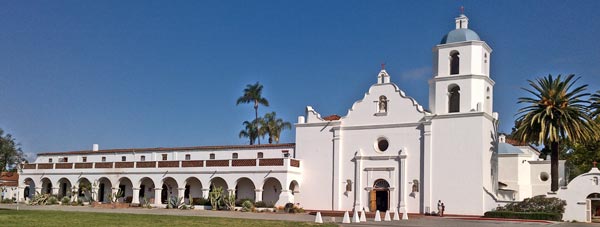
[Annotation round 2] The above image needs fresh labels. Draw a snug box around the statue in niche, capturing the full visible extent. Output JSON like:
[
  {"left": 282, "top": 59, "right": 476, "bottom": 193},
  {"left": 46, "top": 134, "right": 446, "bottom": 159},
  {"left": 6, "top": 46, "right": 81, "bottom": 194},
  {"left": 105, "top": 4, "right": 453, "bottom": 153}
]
[
  {"left": 412, "top": 180, "right": 419, "bottom": 193},
  {"left": 344, "top": 179, "right": 352, "bottom": 196},
  {"left": 594, "top": 177, "right": 599, "bottom": 186},
  {"left": 378, "top": 96, "right": 388, "bottom": 113}
]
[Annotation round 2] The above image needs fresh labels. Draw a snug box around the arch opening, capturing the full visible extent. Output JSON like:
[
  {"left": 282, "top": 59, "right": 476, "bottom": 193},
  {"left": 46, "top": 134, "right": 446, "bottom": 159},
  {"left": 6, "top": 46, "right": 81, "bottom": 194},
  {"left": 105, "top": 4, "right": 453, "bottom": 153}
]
[
  {"left": 235, "top": 177, "right": 256, "bottom": 202},
  {"left": 370, "top": 179, "right": 390, "bottom": 212},
  {"left": 262, "top": 178, "right": 282, "bottom": 207},
  {"left": 97, "top": 177, "right": 112, "bottom": 203},
  {"left": 450, "top": 51, "right": 460, "bottom": 75},
  {"left": 184, "top": 177, "right": 202, "bottom": 205},
  {"left": 139, "top": 177, "right": 155, "bottom": 203},
  {"left": 448, "top": 84, "right": 461, "bottom": 113},
  {"left": 118, "top": 177, "right": 134, "bottom": 203},
  {"left": 161, "top": 177, "right": 179, "bottom": 204}
]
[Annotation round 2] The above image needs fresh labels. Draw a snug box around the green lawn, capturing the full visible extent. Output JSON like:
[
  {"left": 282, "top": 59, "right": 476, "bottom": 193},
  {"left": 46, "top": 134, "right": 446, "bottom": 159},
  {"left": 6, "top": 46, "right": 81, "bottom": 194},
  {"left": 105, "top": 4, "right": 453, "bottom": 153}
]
[{"left": 0, "top": 209, "right": 336, "bottom": 227}]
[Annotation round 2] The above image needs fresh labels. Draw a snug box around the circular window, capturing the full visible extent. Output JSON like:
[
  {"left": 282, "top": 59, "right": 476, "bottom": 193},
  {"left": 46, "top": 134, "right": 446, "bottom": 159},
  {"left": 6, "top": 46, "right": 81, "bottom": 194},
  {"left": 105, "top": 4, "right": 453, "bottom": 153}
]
[
  {"left": 377, "top": 138, "right": 389, "bottom": 152},
  {"left": 540, "top": 172, "right": 549, "bottom": 182}
]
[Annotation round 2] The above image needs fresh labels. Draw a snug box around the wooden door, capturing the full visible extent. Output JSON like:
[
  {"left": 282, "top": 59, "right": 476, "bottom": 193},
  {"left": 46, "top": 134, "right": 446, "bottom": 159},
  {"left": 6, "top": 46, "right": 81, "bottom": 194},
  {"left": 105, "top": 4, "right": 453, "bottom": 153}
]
[
  {"left": 369, "top": 190, "right": 376, "bottom": 211},
  {"left": 587, "top": 199, "right": 592, "bottom": 223}
]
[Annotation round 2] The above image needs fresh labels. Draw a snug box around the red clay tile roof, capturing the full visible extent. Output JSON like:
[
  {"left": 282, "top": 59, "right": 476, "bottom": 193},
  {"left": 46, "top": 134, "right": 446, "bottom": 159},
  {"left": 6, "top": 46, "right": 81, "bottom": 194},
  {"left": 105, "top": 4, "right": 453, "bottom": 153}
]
[
  {"left": 37, "top": 143, "right": 295, "bottom": 156},
  {"left": 323, "top": 115, "right": 341, "bottom": 121},
  {"left": 505, "top": 138, "right": 528, "bottom": 146},
  {"left": 0, "top": 172, "right": 19, "bottom": 187}
]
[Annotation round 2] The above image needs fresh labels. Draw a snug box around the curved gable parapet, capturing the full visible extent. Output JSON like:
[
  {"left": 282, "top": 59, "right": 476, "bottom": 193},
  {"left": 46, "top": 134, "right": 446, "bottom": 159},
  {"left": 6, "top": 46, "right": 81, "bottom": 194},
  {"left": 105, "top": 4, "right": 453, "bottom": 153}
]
[
  {"left": 340, "top": 83, "right": 430, "bottom": 125},
  {"left": 305, "top": 106, "right": 326, "bottom": 123}
]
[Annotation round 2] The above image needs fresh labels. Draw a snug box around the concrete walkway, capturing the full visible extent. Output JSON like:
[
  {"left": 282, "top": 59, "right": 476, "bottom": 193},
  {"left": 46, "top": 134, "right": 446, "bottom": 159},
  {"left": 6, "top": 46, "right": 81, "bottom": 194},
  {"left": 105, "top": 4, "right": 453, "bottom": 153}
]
[{"left": 0, "top": 204, "right": 592, "bottom": 226}]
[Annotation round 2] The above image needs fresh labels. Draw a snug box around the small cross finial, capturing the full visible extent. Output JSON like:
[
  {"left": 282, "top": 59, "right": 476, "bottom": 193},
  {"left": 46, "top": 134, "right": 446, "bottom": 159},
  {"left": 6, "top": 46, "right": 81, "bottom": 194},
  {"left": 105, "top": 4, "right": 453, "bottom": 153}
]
[
  {"left": 381, "top": 63, "right": 386, "bottom": 70},
  {"left": 594, "top": 161, "right": 598, "bottom": 168},
  {"left": 460, "top": 6, "right": 465, "bottom": 15}
]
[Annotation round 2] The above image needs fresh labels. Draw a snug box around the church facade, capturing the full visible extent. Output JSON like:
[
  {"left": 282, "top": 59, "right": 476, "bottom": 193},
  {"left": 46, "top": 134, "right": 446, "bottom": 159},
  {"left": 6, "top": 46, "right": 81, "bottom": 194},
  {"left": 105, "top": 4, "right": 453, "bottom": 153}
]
[
  {"left": 18, "top": 13, "right": 516, "bottom": 216},
  {"left": 296, "top": 13, "right": 498, "bottom": 215}
]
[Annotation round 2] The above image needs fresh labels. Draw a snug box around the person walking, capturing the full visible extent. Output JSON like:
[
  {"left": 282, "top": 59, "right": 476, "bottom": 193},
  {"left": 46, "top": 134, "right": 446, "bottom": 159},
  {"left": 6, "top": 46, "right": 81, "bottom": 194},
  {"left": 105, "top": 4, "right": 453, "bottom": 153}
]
[
  {"left": 437, "top": 200, "right": 442, "bottom": 216},
  {"left": 441, "top": 203, "right": 445, "bottom": 217}
]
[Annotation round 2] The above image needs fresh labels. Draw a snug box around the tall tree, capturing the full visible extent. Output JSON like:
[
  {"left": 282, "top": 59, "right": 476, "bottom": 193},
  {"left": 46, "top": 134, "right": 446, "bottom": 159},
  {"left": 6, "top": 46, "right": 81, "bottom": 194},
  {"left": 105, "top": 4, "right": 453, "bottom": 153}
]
[
  {"left": 0, "top": 128, "right": 26, "bottom": 172},
  {"left": 513, "top": 74, "right": 596, "bottom": 191},
  {"left": 261, "top": 112, "right": 292, "bottom": 144},
  {"left": 236, "top": 82, "right": 269, "bottom": 145},
  {"left": 238, "top": 120, "right": 259, "bottom": 145}
]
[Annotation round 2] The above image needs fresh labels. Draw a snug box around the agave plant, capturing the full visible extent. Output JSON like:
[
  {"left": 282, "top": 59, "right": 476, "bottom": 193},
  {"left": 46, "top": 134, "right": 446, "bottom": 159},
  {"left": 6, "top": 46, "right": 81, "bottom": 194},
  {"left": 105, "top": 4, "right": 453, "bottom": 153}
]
[
  {"left": 223, "top": 190, "right": 236, "bottom": 211},
  {"left": 166, "top": 195, "right": 184, "bottom": 209}
]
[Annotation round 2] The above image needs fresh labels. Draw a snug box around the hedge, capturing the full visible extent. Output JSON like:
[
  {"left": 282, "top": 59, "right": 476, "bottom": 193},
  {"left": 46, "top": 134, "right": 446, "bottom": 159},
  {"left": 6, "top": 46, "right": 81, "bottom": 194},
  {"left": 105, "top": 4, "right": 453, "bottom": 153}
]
[{"left": 484, "top": 211, "right": 562, "bottom": 221}]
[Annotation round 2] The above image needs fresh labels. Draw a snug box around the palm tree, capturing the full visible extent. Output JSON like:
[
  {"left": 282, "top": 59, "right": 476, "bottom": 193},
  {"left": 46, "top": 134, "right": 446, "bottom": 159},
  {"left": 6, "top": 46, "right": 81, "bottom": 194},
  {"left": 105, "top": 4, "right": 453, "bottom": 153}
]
[
  {"left": 261, "top": 112, "right": 292, "bottom": 144},
  {"left": 239, "top": 120, "right": 259, "bottom": 145},
  {"left": 514, "top": 74, "right": 596, "bottom": 191},
  {"left": 591, "top": 90, "right": 600, "bottom": 119},
  {"left": 236, "top": 82, "right": 269, "bottom": 144}
]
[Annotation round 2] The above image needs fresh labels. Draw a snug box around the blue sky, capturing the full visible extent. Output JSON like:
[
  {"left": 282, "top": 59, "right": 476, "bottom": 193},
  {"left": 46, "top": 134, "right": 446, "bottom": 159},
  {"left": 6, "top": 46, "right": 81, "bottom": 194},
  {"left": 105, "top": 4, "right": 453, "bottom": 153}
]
[{"left": 1, "top": 1, "right": 599, "bottom": 158}]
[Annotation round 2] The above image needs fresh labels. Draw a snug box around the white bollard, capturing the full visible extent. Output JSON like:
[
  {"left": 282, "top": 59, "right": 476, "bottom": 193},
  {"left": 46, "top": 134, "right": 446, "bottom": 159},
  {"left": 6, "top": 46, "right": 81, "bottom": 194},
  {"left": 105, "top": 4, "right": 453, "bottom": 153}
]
[
  {"left": 374, "top": 210, "right": 381, "bottom": 221},
  {"left": 360, "top": 209, "right": 367, "bottom": 222},
  {"left": 393, "top": 208, "right": 400, "bottom": 220},
  {"left": 402, "top": 208, "right": 409, "bottom": 220},
  {"left": 384, "top": 210, "right": 391, "bottom": 221},
  {"left": 342, "top": 211, "right": 350, "bottom": 223},
  {"left": 352, "top": 210, "right": 360, "bottom": 223},
  {"left": 315, "top": 212, "right": 323, "bottom": 223}
]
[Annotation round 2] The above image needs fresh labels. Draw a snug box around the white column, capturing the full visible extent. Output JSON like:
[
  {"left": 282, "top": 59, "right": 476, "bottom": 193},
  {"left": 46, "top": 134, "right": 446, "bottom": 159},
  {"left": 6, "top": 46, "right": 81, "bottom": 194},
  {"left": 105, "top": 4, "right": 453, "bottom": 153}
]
[
  {"left": 353, "top": 152, "right": 362, "bottom": 211},
  {"left": 201, "top": 188, "right": 210, "bottom": 199},
  {"left": 422, "top": 122, "right": 432, "bottom": 213},
  {"left": 254, "top": 189, "right": 263, "bottom": 202},
  {"left": 276, "top": 189, "right": 292, "bottom": 207},
  {"left": 132, "top": 188, "right": 140, "bottom": 204},
  {"left": 400, "top": 157, "right": 407, "bottom": 215},
  {"left": 332, "top": 129, "right": 341, "bottom": 210},
  {"left": 154, "top": 188, "right": 162, "bottom": 205},
  {"left": 91, "top": 187, "right": 98, "bottom": 201},
  {"left": 71, "top": 187, "right": 79, "bottom": 202},
  {"left": 177, "top": 188, "right": 186, "bottom": 200},
  {"left": 18, "top": 187, "right": 25, "bottom": 202},
  {"left": 389, "top": 187, "right": 396, "bottom": 211}
]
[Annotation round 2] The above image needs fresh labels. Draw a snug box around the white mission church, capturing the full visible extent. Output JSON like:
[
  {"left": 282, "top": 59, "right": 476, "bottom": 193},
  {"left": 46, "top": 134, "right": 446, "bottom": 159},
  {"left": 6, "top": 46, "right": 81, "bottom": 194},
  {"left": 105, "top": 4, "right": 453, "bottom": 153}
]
[{"left": 13, "top": 13, "right": 595, "bottom": 221}]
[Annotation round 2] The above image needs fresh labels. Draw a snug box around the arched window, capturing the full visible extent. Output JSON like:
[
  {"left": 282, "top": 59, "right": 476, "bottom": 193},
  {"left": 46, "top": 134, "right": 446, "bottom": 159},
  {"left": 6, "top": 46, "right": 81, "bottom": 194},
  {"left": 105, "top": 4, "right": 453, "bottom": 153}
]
[
  {"left": 373, "top": 179, "right": 390, "bottom": 189},
  {"left": 257, "top": 152, "right": 263, "bottom": 159},
  {"left": 450, "top": 51, "right": 460, "bottom": 75},
  {"left": 185, "top": 154, "right": 191, "bottom": 161},
  {"left": 448, "top": 85, "right": 460, "bottom": 113},
  {"left": 232, "top": 153, "right": 238, "bottom": 159}
]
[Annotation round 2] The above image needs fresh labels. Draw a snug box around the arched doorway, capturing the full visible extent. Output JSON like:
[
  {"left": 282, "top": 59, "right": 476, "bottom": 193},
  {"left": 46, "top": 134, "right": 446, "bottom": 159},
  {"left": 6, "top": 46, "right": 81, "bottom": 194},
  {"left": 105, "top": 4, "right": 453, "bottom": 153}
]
[
  {"left": 23, "top": 178, "right": 35, "bottom": 199},
  {"left": 370, "top": 179, "right": 390, "bottom": 212},
  {"left": 97, "top": 177, "right": 112, "bottom": 203},
  {"left": 235, "top": 178, "right": 256, "bottom": 202},
  {"left": 57, "top": 178, "right": 72, "bottom": 199},
  {"left": 161, "top": 177, "right": 178, "bottom": 204},
  {"left": 184, "top": 177, "right": 202, "bottom": 205},
  {"left": 262, "top": 178, "right": 282, "bottom": 206},
  {"left": 41, "top": 178, "right": 52, "bottom": 195},
  {"left": 118, "top": 177, "right": 134, "bottom": 203},
  {"left": 588, "top": 193, "right": 600, "bottom": 222},
  {"left": 139, "top": 177, "right": 155, "bottom": 203},
  {"left": 77, "top": 178, "right": 92, "bottom": 202}
]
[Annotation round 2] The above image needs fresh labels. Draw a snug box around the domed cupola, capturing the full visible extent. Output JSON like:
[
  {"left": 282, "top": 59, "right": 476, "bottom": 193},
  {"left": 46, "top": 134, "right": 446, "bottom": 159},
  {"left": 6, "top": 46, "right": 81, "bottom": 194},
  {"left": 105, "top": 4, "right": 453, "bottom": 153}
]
[{"left": 440, "top": 14, "right": 481, "bottom": 44}]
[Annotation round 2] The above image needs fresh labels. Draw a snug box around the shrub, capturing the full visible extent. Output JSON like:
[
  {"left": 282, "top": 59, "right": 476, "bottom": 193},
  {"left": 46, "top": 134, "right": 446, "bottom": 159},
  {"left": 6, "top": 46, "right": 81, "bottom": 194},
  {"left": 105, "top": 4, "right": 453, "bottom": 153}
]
[
  {"left": 254, "top": 201, "right": 267, "bottom": 208},
  {"left": 61, "top": 197, "right": 71, "bottom": 205},
  {"left": 484, "top": 211, "right": 562, "bottom": 221},
  {"left": 1, "top": 198, "right": 13, "bottom": 204},
  {"left": 236, "top": 198, "right": 254, "bottom": 207},
  {"left": 192, "top": 197, "right": 211, "bottom": 206},
  {"left": 47, "top": 196, "right": 59, "bottom": 205},
  {"left": 496, "top": 195, "right": 566, "bottom": 213},
  {"left": 241, "top": 200, "right": 254, "bottom": 212}
]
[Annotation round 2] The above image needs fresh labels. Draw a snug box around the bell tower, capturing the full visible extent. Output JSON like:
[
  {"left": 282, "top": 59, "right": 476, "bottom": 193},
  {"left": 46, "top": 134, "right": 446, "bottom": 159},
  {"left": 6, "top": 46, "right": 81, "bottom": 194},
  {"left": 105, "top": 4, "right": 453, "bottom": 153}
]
[{"left": 428, "top": 13, "right": 494, "bottom": 115}]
